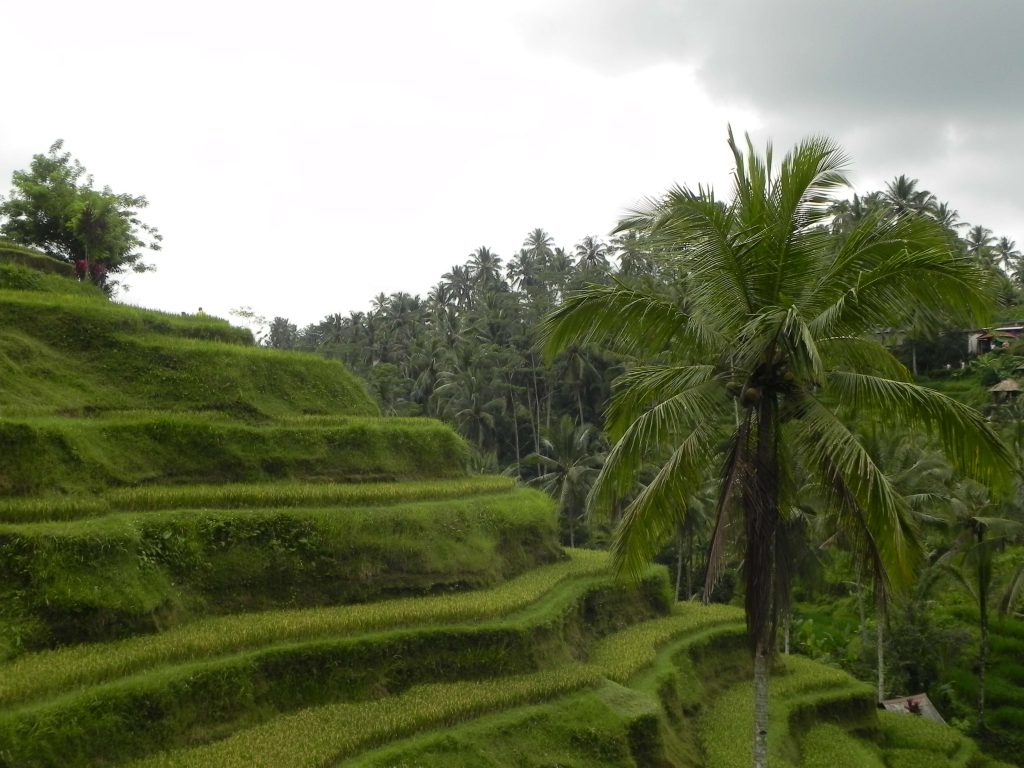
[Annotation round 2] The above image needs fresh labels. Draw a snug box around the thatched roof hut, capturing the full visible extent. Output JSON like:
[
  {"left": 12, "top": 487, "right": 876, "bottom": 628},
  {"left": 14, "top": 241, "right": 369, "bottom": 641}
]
[{"left": 990, "top": 378, "right": 1021, "bottom": 403}]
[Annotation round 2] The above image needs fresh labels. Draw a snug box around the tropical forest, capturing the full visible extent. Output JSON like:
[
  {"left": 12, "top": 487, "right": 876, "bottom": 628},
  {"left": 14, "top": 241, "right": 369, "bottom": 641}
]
[{"left": 0, "top": 132, "right": 1022, "bottom": 768}]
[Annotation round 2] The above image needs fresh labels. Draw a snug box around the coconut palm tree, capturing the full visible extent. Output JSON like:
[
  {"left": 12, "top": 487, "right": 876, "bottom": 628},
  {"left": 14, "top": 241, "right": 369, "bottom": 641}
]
[
  {"left": 519, "top": 415, "right": 607, "bottom": 547},
  {"left": 964, "top": 225, "right": 996, "bottom": 268},
  {"left": 882, "top": 174, "right": 935, "bottom": 216},
  {"left": 543, "top": 128, "right": 1010, "bottom": 768},
  {"left": 522, "top": 227, "right": 555, "bottom": 262},
  {"left": 467, "top": 246, "right": 504, "bottom": 293},
  {"left": 993, "top": 236, "right": 1021, "bottom": 275},
  {"left": 573, "top": 235, "right": 610, "bottom": 273},
  {"left": 938, "top": 481, "right": 1023, "bottom": 731}
]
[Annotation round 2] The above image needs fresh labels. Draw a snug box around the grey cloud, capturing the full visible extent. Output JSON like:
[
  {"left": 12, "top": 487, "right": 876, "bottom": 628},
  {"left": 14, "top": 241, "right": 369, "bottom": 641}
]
[{"left": 524, "top": 0, "right": 1024, "bottom": 120}]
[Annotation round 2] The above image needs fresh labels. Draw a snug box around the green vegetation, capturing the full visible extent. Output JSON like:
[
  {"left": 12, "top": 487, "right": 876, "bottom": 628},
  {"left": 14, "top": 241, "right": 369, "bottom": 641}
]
[
  {"left": 0, "top": 415, "right": 469, "bottom": 494},
  {"left": 1, "top": 136, "right": 1020, "bottom": 768},
  {"left": 0, "top": 476, "right": 515, "bottom": 523},
  {"left": 0, "top": 488, "right": 560, "bottom": 652},
  {"left": 0, "top": 140, "right": 162, "bottom": 292}
]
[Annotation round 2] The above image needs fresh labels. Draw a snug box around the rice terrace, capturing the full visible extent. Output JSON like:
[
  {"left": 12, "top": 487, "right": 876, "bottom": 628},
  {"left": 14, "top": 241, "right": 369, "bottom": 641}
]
[{"left": 2, "top": 126, "right": 1024, "bottom": 768}]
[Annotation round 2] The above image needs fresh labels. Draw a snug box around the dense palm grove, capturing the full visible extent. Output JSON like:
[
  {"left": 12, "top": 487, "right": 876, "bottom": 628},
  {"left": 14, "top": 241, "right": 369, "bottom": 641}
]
[
  {"left": 256, "top": 166, "right": 1024, "bottom": 764},
  {"left": 264, "top": 173, "right": 1023, "bottom": 496}
]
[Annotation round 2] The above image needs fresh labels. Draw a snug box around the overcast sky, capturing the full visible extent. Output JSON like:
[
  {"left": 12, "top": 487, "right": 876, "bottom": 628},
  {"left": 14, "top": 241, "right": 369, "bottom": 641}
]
[{"left": 2, "top": 1, "right": 1021, "bottom": 328}]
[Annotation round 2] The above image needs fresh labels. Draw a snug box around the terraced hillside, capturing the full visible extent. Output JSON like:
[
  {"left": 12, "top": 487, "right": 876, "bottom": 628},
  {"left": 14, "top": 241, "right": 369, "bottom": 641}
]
[{"left": 0, "top": 252, "right": 1012, "bottom": 767}]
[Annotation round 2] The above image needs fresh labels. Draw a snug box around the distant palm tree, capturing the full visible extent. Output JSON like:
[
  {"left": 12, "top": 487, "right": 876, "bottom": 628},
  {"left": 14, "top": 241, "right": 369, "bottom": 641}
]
[
  {"left": 468, "top": 246, "right": 503, "bottom": 292},
  {"left": 544, "top": 128, "right": 1009, "bottom": 768},
  {"left": 440, "top": 264, "right": 474, "bottom": 308},
  {"left": 939, "top": 481, "right": 1024, "bottom": 730},
  {"left": 964, "top": 225, "right": 996, "bottom": 267},
  {"left": 883, "top": 174, "right": 935, "bottom": 215},
  {"left": 519, "top": 415, "right": 606, "bottom": 547},
  {"left": 573, "top": 235, "right": 610, "bottom": 272},
  {"left": 993, "top": 236, "right": 1021, "bottom": 274},
  {"left": 612, "top": 230, "right": 655, "bottom": 276},
  {"left": 930, "top": 201, "right": 966, "bottom": 232},
  {"left": 522, "top": 228, "right": 554, "bottom": 261}
]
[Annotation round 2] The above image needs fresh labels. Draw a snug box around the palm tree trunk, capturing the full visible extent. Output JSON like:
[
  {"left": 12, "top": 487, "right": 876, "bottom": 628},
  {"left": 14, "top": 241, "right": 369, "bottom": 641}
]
[
  {"left": 979, "top": 604, "right": 988, "bottom": 730},
  {"left": 876, "top": 601, "right": 885, "bottom": 703},
  {"left": 978, "top": 528, "right": 989, "bottom": 731},
  {"left": 686, "top": 527, "right": 694, "bottom": 600},
  {"left": 856, "top": 571, "right": 868, "bottom": 650},
  {"left": 675, "top": 526, "right": 684, "bottom": 601},
  {"left": 508, "top": 378, "right": 521, "bottom": 465},
  {"left": 753, "top": 642, "right": 770, "bottom": 768}
]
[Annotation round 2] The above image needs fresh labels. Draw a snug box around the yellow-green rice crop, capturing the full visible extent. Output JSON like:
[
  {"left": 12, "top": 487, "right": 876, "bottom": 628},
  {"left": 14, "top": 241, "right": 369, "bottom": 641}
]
[
  {"left": 0, "top": 476, "right": 516, "bottom": 523},
  {"left": 800, "top": 723, "right": 885, "bottom": 768},
  {"left": 127, "top": 602, "right": 746, "bottom": 768},
  {"left": 589, "top": 603, "right": 743, "bottom": 683},
  {"left": 701, "top": 655, "right": 872, "bottom": 768},
  {"left": 0, "top": 549, "right": 607, "bottom": 707}
]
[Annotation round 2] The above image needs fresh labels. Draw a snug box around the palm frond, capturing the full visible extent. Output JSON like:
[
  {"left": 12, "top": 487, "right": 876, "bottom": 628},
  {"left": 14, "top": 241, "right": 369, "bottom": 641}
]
[
  {"left": 540, "top": 282, "right": 719, "bottom": 361},
  {"left": 826, "top": 372, "right": 1013, "bottom": 488},
  {"left": 591, "top": 382, "right": 727, "bottom": 516},
  {"left": 817, "top": 336, "right": 911, "bottom": 381},
  {"left": 609, "top": 421, "right": 721, "bottom": 580},
  {"left": 790, "top": 396, "right": 923, "bottom": 589},
  {"left": 604, "top": 364, "right": 718, "bottom": 437}
]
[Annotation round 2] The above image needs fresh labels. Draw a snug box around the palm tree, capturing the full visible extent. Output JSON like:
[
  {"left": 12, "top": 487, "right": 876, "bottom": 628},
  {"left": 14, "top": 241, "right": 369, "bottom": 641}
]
[
  {"left": 440, "top": 264, "right": 474, "bottom": 308},
  {"left": 522, "top": 227, "right": 554, "bottom": 262},
  {"left": 573, "top": 235, "right": 610, "bottom": 273},
  {"left": 882, "top": 174, "right": 935, "bottom": 216},
  {"left": 468, "top": 246, "right": 504, "bottom": 293},
  {"left": 938, "top": 481, "right": 1023, "bottom": 731},
  {"left": 964, "top": 225, "right": 996, "bottom": 268},
  {"left": 612, "top": 230, "right": 655, "bottom": 277},
  {"left": 519, "top": 415, "right": 606, "bottom": 547},
  {"left": 543, "top": 128, "right": 1010, "bottom": 768},
  {"left": 993, "top": 236, "right": 1021, "bottom": 274},
  {"left": 930, "top": 201, "right": 966, "bottom": 232}
]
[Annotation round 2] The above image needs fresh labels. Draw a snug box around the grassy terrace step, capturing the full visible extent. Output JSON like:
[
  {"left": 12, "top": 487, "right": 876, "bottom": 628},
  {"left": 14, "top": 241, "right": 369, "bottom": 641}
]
[
  {"left": 0, "top": 415, "right": 469, "bottom": 494},
  {"left": 0, "top": 244, "right": 74, "bottom": 277},
  {"left": 0, "top": 565, "right": 677, "bottom": 767},
  {"left": 0, "top": 291, "right": 251, "bottom": 347},
  {"left": 0, "top": 476, "right": 516, "bottom": 523},
  {"left": 700, "top": 654, "right": 876, "bottom": 768},
  {"left": 875, "top": 711, "right": 1015, "bottom": 768},
  {"left": 0, "top": 550, "right": 607, "bottom": 707},
  {"left": 0, "top": 488, "right": 560, "bottom": 652},
  {"left": 0, "top": 261, "right": 96, "bottom": 296},
  {"left": 126, "top": 603, "right": 744, "bottom": 768},
  {"left": 0, "top": 329, "right": 377, "bottom": 420}
]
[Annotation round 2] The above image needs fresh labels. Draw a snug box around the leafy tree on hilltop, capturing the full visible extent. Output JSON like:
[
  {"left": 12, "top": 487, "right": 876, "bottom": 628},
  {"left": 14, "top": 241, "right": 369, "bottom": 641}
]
[
  {"left": 0, "top": 141, "right": 162, "bottom": 292},
  {"left": 544, "top": 128, "right": 1010, "bottom": 768}
]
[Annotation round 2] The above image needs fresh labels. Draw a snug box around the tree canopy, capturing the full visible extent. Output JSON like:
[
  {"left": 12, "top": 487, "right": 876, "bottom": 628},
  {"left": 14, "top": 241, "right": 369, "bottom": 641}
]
[{"left": 0, "top": 140, "right": 162, "bottom": 291}]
